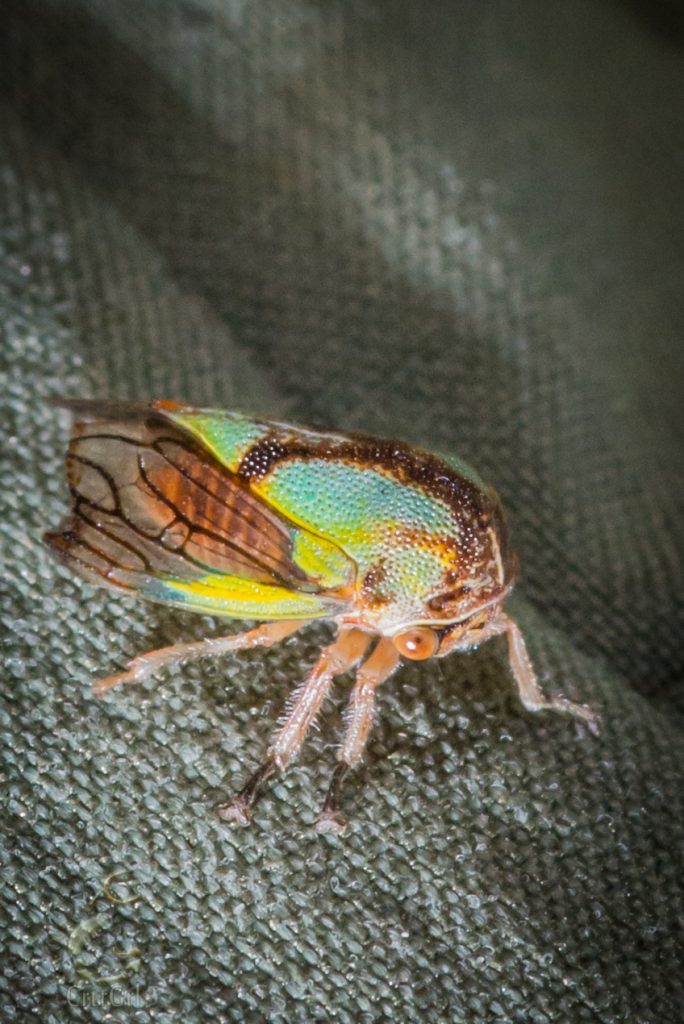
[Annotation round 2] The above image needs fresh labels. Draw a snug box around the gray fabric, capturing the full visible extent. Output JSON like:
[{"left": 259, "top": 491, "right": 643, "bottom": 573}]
[{"left": 1, "top": 2, "right": 683, "bottom": 1021}]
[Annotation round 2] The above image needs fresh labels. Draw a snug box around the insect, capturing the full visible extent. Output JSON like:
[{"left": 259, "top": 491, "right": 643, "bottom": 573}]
[{"left": 45, "top": 399, "right": 598, "bottom": 832}]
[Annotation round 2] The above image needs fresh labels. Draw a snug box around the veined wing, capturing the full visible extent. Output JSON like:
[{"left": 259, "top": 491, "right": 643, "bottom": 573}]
[{"left": 44, "top": 401, "right": 355, "bottom": 619}]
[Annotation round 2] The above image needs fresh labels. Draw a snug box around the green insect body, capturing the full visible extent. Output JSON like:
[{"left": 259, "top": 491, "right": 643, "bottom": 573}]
[{"left": 45, "top": 399, "right": 598, "bottom": 832}]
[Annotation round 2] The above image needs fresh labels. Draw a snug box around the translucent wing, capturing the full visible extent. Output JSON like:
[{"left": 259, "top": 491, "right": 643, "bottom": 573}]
[{"left": 44, "top": 401, "right": 354, "bottom": 620}]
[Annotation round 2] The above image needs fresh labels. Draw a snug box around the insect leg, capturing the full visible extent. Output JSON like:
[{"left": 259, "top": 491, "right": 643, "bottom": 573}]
[
  {"left": 218, "top": 627, "right": 371, "bottom": 827},
  {"left": 315, "top": 637, "right": 400, "bottom": 834},
  {"left": 492, "top": 612, "right": 600, "bottom": 734},
  {"left": 92, "top": 619, "right": 306, "bottom": 696}
]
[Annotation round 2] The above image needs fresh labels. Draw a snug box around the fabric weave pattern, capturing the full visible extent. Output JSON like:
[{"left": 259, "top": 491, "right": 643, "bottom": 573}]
[{"left": 1, "top": 2, "right": 683, "bottom": 1021}]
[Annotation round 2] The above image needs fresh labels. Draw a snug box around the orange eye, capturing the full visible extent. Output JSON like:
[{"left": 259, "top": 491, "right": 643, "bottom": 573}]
[{"left": 392, "top": 627, "right": 439, "bottom": 661}]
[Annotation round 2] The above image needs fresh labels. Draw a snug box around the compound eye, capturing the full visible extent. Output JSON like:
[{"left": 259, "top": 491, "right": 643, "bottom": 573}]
[{"left": 393, "top": 627, "right": 439, "bottom": 661}]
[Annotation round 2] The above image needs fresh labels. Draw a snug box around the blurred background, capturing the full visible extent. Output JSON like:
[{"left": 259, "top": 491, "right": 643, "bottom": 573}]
[{"left": 1, "top": 2, "right": 683, "bottom": 1022}]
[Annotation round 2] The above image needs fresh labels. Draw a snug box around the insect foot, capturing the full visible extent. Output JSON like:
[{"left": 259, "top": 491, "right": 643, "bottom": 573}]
[
  {"left": 217, "top": 757, "right": 278, "bottom": 827},
  {"left": 313, "top": 762, "right": 351, "bottom": 835}
]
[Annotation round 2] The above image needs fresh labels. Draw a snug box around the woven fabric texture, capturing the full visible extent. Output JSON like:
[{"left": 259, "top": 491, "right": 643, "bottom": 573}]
[{"left": 1, "top": 2, "right": 683, "bottom": 1021}]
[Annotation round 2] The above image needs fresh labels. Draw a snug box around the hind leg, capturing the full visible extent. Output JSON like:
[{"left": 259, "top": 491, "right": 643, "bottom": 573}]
[{"left": 92, "top": 619, "right": 306, "bottom": 696}]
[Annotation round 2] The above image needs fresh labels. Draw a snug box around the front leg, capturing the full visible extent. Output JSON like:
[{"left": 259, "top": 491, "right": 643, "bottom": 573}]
[
  {"left": 315, "top": 637, "right": 401, "bottom": 834},
  {"left": 487, "top": 612, "right": 600, "bottom": 734},
  {"left": 218, "top": 627, "right": 372, "bottom": 826}
]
